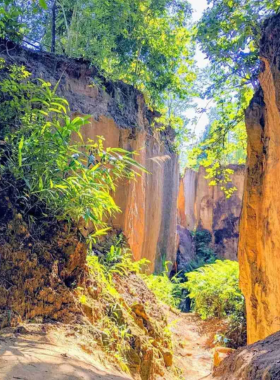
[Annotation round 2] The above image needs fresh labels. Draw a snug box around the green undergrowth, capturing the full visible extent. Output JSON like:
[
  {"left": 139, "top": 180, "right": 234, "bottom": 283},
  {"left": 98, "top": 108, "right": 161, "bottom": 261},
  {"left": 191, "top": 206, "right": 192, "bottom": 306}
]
[
  {"left": 186, "top": 260, "right": 243, "bottom": 319},
  {"left": 143, "top": 249, "right": 247, "bottom": 349},
  {"left": 0, "top": 60, "right": 146, "bottom": 237},
  {"left": 140, "top": 230, "right": 218, "bottom": 311},
  {"left": 141, "top": 263, "right": 183, "bottom": 309},
  {"left": 186, "top": 260, "right": 246, "bottom": 348}
]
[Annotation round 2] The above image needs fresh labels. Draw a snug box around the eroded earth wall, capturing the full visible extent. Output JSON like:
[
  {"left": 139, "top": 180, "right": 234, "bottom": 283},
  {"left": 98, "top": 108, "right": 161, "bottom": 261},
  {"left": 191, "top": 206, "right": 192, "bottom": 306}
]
[
  {"left": 239, "top": 13, "right": 280, "bottom": 344},
  {"left": 1, "top": 45, "right": 179, "bottom": 273}
]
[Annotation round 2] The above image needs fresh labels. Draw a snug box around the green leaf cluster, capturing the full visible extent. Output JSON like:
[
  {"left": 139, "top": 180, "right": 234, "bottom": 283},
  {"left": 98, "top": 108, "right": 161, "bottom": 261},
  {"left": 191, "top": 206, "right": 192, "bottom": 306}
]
[
  {"left": 8, "top": 0, "right": 195, "bottom": 110},
  {"left": 185, "top": 259, "right": 247, "bottom": 347},
  {"left": 0, "top": 61, "right": 146, "bottom": 232},
  {"left": 142, "top": 262, "right": 184, "bottom": 309},
  {"left": 184, "top": 0, "right": 280, "bottom": 185},
  {"left": 186, "top": 260, "right": 244, "bottom": 320},
  {"left": 186, "top": 86, "right": 252, "bottom": 194},
  {"left": 197, "top": 0, "right": 280, "bottom": 85},
  {"left": 53, "top": 0, "right": 194, "bottom": 106}
]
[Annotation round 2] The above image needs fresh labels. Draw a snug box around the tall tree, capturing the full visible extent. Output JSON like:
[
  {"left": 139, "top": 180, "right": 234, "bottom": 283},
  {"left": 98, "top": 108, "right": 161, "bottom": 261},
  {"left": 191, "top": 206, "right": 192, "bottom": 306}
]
[
  {"left": 23, "top": 0, "right": 195, "bottom": 108},
  {"left": 1, "top": 0, "right": 196, "bottom": 110},
  {"left": 51, "top": 0, "right": 56, "bottom": 53}
]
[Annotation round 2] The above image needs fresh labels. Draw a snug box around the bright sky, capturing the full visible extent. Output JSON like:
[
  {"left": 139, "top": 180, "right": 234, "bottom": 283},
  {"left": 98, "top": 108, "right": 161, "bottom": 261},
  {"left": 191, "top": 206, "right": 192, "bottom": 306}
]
[
  {"left": 190, "top": 0, "right": 208, "bottom": 21},
  {"left": 186, "top": 0, "right": 210, "bottom": 139}
]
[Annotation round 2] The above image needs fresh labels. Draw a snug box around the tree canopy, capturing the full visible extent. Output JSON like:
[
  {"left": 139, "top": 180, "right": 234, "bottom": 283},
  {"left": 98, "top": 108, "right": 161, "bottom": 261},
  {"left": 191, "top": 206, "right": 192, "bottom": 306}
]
[
  {"left": 184, "top": 0, "right": 280, "bottom": 188},
  {"left": 197, "top": 0, "right": 280, "bottom": 88},
  {"left": 1, "top": 0, "right": 280, "bottom": 187},
  {"left": 1, "top": 0, "right": 195, "bottom": 109}
]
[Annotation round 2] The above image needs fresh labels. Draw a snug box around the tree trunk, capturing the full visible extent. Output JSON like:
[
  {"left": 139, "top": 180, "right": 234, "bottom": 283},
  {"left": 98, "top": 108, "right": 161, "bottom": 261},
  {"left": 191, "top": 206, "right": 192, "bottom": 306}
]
[{"left": 51, "top": 0, "right": 56, "bottom": 53}]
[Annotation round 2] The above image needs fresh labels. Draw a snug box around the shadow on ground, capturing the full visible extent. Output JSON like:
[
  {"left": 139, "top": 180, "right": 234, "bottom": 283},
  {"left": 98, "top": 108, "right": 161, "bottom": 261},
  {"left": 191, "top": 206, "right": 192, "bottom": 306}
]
[{"left": 0, "top": 328, "right": 131, "bottom": 380}]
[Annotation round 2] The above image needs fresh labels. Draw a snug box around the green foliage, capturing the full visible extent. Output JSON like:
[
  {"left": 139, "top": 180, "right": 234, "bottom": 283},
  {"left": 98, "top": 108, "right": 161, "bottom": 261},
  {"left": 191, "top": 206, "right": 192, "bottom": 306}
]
[
  {"left": 183, "top": 0, "right": 279, "bottom": 187},
  {"left": 94, "top": 242, "right": 183, "bottom": 310},
  {"left": 0, "top": 1, "right": 47, "bottom": 42},
  {"left": 99, "top": 245, "right": 150, "bottom": 278},
  {"left": 186, "top": 86, "right": 252, "bottom": 195},
  {"left": 57, "top": 0, "right": 194, "bottom": 106},
  {"left": 0, "top": 2, "right": 25, "bottom": 41},
  {"left": 185, "top": 259, "right": 246, "bottom": 347},
  {"left": 11, "top": 0, "right": 195, "bottom": 110},
  {"left": 88, "top": 246, "right": 149, "bottom": 295},
  {"left": 92, "top": 245, "right": 186, "bottom": 311},
  {"left": 38, "top": 0, "right": 47, "bottom": 9},
  {"left": 142, "top": 263, "right": 183, "bottom": 309},
  {"left": 197, "top": 0, "right": 280, "bottom": 87},
  {"left": 186, "top": 260, "right": 244, "bottom": 319},
  {"left": 0, "top": 62, "right": 146, "bottom": 233},
  {"left": 153, "top": 93, "right": 196, "bottom": 153}
]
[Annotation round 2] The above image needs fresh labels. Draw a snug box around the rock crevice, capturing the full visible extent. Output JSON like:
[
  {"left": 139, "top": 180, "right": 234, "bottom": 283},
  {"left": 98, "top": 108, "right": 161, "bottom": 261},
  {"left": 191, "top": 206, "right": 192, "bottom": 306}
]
[{"left": 178, "top": 166, "right": 245, "bottom": 260}]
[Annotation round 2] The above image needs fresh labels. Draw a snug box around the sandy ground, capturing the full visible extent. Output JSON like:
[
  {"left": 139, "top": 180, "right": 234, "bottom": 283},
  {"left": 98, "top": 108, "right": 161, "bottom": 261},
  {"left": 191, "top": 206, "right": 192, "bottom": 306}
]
[
  {"left": 0, "top": 324, "right": 131, "bottom": 380},
  {"left": 0, "top": 313, "right": 218, "bottom": 380},
  {"left": 167, "top": 310, "right": 214, "bottom": 380}
]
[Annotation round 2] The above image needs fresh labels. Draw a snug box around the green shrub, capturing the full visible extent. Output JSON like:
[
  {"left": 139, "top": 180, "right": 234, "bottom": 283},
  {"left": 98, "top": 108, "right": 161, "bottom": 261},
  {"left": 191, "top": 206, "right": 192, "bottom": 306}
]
[
  {"left": 185, "top": 260, "right": 246, "bottom": 348},
  {"left": 0, "top": 61, "right": 146, "bottom": 235},
  {"left": 142, "top": 263, "right": 183, "bottom": 308},
  {"left": 186, "top": 260, "right": 244, "bottom": 319},
  {"left": 185, "top": 260, "right": 246, "bottom": 347},
  {"left": 100, "top": 244, "right": 150, "bottom": 278},
  {"left": 95, "top": 241, "right": 183, "bottom": 309}
]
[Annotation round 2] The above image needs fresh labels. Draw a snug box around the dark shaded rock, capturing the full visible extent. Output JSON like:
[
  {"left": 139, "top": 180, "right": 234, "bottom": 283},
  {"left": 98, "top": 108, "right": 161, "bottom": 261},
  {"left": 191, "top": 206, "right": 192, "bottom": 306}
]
[
  {"left": 178, "top": 165, "right": 245, "bottom": 260},
  {"left": 210, "top": 331, "right": 280, "bottom": 380},
  {"left": 176, "top": 226, "right": 196, "bottom": 272}
]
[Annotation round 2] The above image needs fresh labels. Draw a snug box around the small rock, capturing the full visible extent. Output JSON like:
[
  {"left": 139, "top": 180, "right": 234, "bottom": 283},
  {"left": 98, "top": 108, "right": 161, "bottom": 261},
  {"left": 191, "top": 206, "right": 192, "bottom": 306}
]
[
  {"left": 131, "top": 304, "right": 149, "bottom": 321},
  {"left": 213, "top": 346, "right": 235, "bottom": 367},
  {"left": 162, "top": 350, "right": 173, "bottom": 367},
  {"left": 180, "top": 349, "right": 193, "bottom": 357},
  {"left": 14, "top": 326, "right": 29, "bottom": 335}
]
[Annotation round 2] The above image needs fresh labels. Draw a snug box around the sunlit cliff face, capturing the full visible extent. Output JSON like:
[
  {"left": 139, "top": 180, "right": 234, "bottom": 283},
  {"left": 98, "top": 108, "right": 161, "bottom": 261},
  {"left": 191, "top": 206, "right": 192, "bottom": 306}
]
[
  {"left": 79, "top": 115, "right": 179, "bottom": 273},
  {"left": 239, "top": 14, "right": 280, "bottom": 344}
]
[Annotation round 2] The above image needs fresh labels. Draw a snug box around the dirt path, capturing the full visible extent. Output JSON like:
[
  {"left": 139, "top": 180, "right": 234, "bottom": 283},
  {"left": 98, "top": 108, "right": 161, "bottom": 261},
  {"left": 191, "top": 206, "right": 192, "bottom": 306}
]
[
  {"left": 0, "top": 314, "right": 218, "bottom": 380},
  {"left": 167, "top": 310, "right": 216, "bottom": 380},
  {"left": 0, "top": 324, "right": 131, "bottom": 380}
]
